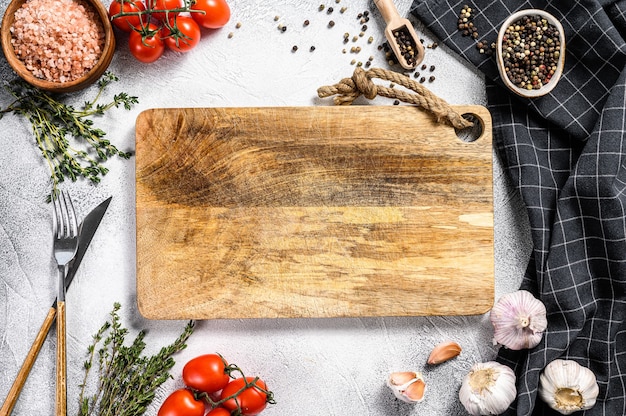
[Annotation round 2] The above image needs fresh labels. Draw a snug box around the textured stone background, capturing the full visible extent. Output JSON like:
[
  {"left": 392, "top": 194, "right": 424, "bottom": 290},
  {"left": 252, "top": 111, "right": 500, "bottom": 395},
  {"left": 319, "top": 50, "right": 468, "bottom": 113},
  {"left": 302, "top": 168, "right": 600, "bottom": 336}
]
[{"left": 0, "top": 0, "right": 532, "bottom": 414}]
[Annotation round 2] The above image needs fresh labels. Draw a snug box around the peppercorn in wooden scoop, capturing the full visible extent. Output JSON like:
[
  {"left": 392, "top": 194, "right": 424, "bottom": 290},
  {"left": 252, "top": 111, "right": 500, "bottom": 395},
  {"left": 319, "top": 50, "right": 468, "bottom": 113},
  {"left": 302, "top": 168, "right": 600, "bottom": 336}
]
[{"left": 374, "top": 0, "right": 424, "bottom": 69}]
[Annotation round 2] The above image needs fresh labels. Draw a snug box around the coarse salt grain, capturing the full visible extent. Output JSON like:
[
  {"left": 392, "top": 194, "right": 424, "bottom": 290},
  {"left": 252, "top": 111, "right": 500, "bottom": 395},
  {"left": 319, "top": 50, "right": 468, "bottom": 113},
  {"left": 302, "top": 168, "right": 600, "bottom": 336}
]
[{"left": 10, "top": 0, "right": 105, "bottom": 83}]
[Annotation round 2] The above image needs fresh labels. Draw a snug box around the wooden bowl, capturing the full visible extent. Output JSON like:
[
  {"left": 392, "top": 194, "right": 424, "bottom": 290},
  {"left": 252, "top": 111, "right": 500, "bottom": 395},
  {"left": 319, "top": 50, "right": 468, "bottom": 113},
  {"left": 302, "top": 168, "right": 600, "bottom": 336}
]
[
  {"left": 1, "top": 0, "right": 115, "bottom": 93},
  {"left": 496, "top": 9, "right": 565, "bottom": 98}
]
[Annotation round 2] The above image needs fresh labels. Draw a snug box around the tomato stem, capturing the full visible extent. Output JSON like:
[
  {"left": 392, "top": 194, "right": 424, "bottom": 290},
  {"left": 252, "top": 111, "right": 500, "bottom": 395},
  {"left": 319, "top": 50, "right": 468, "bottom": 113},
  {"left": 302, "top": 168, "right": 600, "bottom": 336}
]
[
  {"left": 192, "top": 356, "right": 276, "bottom": 413},
  {"left": 110, "top": 0, "right": 203, "bottom": 44}
]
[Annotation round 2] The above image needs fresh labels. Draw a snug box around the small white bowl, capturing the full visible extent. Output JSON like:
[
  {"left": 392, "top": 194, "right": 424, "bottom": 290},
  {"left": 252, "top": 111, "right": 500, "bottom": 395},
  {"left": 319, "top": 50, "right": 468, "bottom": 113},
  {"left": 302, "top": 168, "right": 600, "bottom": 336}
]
[{"left": 496, "top": 9, "right": 565, "bottom": 98}]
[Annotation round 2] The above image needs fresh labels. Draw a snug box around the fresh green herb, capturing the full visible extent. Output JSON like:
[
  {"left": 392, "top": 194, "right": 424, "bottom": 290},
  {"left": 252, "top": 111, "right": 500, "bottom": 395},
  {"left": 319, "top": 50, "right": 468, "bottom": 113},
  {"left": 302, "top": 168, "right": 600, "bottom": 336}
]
[
  {"left": 78, "top": 303, "right": 194, "bottom": 416},
  {"left": 0, "top": 73, "right": 138, "bottom": 201}
]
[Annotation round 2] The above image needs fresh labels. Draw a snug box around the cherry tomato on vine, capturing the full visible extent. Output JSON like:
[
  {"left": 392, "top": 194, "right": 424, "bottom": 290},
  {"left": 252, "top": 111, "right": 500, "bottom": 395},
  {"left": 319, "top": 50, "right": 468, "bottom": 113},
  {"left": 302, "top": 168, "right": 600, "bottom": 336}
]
[
  {"left": 182, "top": 354, "right": 231, "bottom": 394},
  {"left": 162, "top": 16, "right": 201, "bottom": 52},
  {"left": 108, "top": 0, "right": 146, "bottom": 32},
  {"left": 146, "top": 0, "right": 183, "bottom": 22},
  {"left": 206, "top": 407, "right": 231, "bottom": 416},
  {"left": 220, "top": 377, "right": 269, "bottom": 416},
  {"left": 158, "top": 388, "right": 205, "bottom": 416},
  {"left": 128, "top": 23, "right": 165, "bottom": 63},
  {"left": 190, "top": 0, "right": 230, "bottom": 29}
]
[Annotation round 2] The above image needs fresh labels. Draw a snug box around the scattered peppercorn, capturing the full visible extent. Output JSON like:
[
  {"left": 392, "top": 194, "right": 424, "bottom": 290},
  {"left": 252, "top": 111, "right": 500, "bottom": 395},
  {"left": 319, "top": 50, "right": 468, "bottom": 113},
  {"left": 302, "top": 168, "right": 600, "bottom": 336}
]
[
  {"left": 327, "top": 7, "right": 333, "bottom": 13},
  {"left": 419, "top": 77, "right": 425, "bottom": 83},
  {"left": 429, "top": 76, "right": 435, "bottom": 82},
  {"left": 310, "top": 45, "right": 316, "bottom": 51},
  {"left": 429, "top": 65, "right": 435, "bottom": 71},
  {"left": 235, "top": 22, "right": 241, "bottom": 28},
  {"left": 292, "top": 45, "right": 298, "bottom": 52},
  {"left": 393, "top": 100, "right": 400, "bottom": 105},
  {"left": 328, "top": 20, "right": 335, "bottom": 27},
  {"left": 304, "top": 19, "right": 310, "bottom": 26},
  {"left": 458, "top": 5, "right": 479, "bottom": 39}
]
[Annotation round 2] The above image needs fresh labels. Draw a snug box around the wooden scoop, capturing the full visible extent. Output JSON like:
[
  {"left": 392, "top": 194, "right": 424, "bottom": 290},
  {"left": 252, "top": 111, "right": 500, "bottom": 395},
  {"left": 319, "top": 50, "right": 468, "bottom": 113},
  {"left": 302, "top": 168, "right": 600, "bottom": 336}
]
[{"left": 374, "top": 0, "right": 424, "bottom": 69}]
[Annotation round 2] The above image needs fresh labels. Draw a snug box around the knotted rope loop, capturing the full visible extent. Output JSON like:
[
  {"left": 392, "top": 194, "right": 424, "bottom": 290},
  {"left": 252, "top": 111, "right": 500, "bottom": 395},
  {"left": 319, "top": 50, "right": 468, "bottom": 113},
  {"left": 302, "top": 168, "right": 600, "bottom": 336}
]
[{"left": 317, "top": 67, "right": 473, "bottom": 130}]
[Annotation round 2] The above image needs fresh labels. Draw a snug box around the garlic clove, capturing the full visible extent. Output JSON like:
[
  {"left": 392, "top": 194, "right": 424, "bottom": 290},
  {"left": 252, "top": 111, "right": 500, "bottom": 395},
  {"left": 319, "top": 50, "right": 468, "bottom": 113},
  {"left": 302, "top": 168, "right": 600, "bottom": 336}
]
[
  {"left": 490, "top": 290, "right": 548, "bottom": 350},
  {"left": 387, "top": 371, "right": 426, "bottom": 403},
  {"left": 403, "top": 377, "right": 426, "bottom": 402},
  {"left": 538, "top": 359, "right": 599, "bottom": 415},
  {"left": 388, "top": 371, "right": 419, "bottom": 386},
  {"left": 427, "top": 340, "right": 462, "bottom": 365},
  {"left": 459, "top": 361, "right": 517, "bottom": 416}
]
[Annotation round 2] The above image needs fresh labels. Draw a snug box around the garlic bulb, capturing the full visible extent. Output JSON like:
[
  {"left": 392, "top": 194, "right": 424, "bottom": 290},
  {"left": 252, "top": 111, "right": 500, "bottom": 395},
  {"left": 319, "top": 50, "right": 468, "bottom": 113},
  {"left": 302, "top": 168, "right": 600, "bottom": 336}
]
[
  {"left": 387, "top": 371, "right": 426, "bottom": 403},
  {"left": 538, "top": 359, "right": 599, "bottom": 415},
  {"left": 490, "top": 290, "right": 547, "bottom": 350},
  {"left": 459, "top": 361, "right": 516, "bottom": 415}
]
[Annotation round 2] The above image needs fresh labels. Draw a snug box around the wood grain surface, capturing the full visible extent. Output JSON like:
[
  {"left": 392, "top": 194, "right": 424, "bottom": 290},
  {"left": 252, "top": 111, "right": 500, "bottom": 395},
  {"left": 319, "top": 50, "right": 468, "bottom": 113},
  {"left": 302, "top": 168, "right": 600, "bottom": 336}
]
[{"left": 135, "top": 106, "right": 494, "bottom": 319}]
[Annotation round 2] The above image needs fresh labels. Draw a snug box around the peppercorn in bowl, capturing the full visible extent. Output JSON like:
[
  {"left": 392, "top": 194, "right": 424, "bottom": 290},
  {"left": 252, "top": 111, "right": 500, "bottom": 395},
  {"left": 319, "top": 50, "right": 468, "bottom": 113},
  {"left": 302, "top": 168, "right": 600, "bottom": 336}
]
[
  {"left": 496, "top": 9, "right": 565, "bottom": 98},
  {"left": 1, "top": 0, "right": 115, "bottom": 93}
]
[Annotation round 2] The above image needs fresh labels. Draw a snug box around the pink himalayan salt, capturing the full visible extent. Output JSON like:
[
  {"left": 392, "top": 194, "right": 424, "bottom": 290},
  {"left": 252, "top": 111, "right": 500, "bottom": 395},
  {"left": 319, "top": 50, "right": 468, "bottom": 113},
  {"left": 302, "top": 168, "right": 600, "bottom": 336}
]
[{"left": 10, "top": 0, "right": 105, "bottom": 83}]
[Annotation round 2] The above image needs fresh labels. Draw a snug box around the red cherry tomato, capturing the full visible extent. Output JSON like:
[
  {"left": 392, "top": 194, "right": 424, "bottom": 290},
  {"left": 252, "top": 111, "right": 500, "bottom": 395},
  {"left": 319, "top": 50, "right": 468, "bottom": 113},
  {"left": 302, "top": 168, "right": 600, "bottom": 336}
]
[
  {"left": 182, "top": 354, "right": 231, "bottom": 394},
  {"left": 108, "top": 0, "right": 146, "bottom": 32},
  {"left": 162, "top": 16, "right": 201, "bottom": 52},
  {"left": 147, "top": 0, "right": 183, "bottom": 22},
  {"left": 190, "top": 0, "right": 230, "bottom": 29},
  {"left": 128, "top": 23, "right": 165, "bottom": 63},
  {"left": 206, "top": 407, "right": 231, "bottom": 416},
  {"left": 157, "top": 388, "right": 205, "bottom": 416},
  {"left": 220, "top": 377, "right": 268, "bottom": 416}
]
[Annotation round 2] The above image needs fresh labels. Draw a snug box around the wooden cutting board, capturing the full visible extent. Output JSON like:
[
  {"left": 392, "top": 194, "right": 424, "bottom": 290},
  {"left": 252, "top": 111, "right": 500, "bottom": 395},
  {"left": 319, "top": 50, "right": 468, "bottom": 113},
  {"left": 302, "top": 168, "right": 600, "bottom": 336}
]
[{"left": 135, "top": 106, "right": 494, "bottom": 320}]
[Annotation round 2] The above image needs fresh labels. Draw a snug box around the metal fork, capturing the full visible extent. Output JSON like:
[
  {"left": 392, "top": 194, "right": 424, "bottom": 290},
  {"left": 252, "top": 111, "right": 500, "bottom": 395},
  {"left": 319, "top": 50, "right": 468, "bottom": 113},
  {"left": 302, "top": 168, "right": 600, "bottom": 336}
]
[{"left": 51, "top": 191, "right": 78, "bottom": 416}]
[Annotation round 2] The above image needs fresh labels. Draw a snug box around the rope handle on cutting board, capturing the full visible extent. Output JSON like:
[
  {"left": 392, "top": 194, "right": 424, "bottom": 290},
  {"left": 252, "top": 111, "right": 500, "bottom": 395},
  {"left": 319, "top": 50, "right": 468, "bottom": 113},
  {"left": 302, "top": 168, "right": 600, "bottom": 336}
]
[{"left": 317, "top": 67, "right": 474, "bottom": 130}]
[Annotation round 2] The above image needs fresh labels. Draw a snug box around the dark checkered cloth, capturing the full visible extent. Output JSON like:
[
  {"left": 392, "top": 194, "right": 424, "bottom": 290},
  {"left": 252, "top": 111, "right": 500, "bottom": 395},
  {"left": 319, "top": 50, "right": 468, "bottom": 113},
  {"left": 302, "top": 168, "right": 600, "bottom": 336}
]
[{"left": 410, "top": 0, "right": 626, "bottom": 414}]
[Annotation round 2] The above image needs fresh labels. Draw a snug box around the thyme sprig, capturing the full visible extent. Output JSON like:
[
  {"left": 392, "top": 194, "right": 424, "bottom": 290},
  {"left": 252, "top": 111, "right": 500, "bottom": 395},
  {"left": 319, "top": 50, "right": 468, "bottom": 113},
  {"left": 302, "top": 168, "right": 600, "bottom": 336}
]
[
  {"left": 0, "top": 73, "right": 138, "bottom": 201},
  {"left": 79, "top": 303, "right": 195, "bottom": 416}
]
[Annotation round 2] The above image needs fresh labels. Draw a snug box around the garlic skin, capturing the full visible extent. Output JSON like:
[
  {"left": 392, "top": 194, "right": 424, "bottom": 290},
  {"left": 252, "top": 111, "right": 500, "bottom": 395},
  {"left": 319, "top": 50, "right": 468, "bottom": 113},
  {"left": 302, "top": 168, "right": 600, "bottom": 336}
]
[
  {"left": 538, "top": 359, "right": 599, "bottom": 415},
  {"left": 387, "top": 371, "right": 426, "bottom": 403},
  {"left": 459, "top": 361, "right": 517, "bottom": 415},
  {"left": 490, "top": 290, "right": 547, "bottom": 350}
]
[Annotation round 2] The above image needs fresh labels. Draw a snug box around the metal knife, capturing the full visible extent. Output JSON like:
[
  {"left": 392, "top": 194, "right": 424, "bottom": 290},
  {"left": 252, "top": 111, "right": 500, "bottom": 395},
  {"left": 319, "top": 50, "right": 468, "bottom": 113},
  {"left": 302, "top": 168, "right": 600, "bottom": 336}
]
[{"left": 0, "top": 196, "right": 112, "bottom": 416}]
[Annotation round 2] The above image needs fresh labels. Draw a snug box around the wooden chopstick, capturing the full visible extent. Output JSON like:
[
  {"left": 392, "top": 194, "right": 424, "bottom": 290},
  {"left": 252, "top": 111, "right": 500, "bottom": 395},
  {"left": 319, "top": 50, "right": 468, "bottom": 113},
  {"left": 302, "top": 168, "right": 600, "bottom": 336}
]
[{"left": 0, "top": 306, "right": 57, "bottom": 416}]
